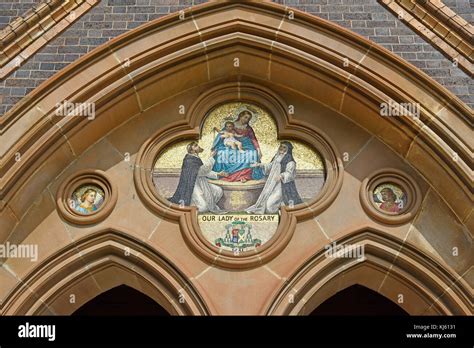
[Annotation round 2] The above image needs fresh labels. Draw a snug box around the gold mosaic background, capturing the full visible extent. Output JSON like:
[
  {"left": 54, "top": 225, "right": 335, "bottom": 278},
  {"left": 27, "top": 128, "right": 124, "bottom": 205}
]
[{"left": 155, "top": 102, "right": 325, "bottom": 170}]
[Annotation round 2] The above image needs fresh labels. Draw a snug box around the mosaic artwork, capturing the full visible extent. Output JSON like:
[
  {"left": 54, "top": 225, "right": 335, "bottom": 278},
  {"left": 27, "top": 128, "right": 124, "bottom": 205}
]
[
  {"left": 373, "top": 183, "right": 406, "bottom": 214},
  {"left": 153, "top": 102, "right": 326, "bottom": 252},
  {"left": 69, "top": 185, "right": 105, "bottom": 215}
]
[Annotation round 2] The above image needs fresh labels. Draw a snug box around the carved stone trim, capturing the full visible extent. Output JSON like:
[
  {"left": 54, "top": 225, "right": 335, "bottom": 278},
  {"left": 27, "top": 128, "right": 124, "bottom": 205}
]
[
  {"left": 380, "top": 0, "right": 473, "bottom": 75},
  {"left": 56, "top": 169, "right": 117, "bottom": 225},
  {"left": 0, "top": 229, "right": 211, "bottom": 315},
  {"left": 134, "top": 83, "right": 343, "bottom": 269},
  {"left": 0, "top": 0, "right": 100, "bottom": 79},
  {"left": 266, "top": 228, "right": 472, "bottom": 315}
]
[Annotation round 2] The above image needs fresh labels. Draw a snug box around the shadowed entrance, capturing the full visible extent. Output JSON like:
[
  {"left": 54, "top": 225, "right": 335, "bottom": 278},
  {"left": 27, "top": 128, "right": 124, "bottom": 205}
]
[
  {"left": 72, "top": 285, "right": 170, "bottom": 316},
  {"left": 310, "top": 285, "right": 409, "bottom": 316}
]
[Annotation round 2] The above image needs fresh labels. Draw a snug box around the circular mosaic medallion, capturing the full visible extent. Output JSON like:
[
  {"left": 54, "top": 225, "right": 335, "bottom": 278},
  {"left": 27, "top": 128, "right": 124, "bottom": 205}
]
[
  {"left": 69, "top": 184, "right": 105, "bottom": 215},
  {"left": 57, "top": 170, "right": 117, "bottom": 224},
  {"left": 372, "top": 183, "right": 406, "bottom": 214},
  {"left": 360, "top": 169, "right": 421, "bottom": 225}
]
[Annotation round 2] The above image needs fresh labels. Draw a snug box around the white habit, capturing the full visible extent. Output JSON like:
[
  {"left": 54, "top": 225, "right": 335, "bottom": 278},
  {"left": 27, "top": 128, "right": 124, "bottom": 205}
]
[
  {"left": 246, "top": 153, "right": 297, "bottom": 214},
  {"left": 191, "top": 156, "right": 223, "bottom": 213}
]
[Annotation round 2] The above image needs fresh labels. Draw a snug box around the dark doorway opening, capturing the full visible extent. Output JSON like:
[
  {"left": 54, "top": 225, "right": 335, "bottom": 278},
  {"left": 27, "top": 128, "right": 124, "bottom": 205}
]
[
  {"left": 72, "top": 285, "right": 170, "bottom": 316},
  {"left": 310, "top": 284, "right": 409, "bottom": 315}
]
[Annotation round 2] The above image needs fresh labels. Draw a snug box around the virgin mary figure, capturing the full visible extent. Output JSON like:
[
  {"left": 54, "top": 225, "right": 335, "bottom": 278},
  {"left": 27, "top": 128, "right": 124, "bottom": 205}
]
[{"left": 211, "top": 107, "right": 264, "bottom": 183}]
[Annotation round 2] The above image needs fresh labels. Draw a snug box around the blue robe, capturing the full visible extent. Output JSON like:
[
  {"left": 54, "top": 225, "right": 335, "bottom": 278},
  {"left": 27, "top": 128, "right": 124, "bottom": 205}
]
[{"left": 211, "top": 127, "right": 263, "bottom": 180}]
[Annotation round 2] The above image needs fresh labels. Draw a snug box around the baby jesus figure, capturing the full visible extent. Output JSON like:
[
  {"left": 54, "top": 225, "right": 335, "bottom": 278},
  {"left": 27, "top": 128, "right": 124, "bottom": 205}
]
[{"left": 214, "top": 121, "right": 245, "bottom": 152}]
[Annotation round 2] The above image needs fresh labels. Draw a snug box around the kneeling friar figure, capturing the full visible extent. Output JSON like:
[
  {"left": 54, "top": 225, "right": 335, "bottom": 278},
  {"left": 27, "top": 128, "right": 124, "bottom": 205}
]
[
  {"left": 246, "top": 141, "right": 303, "bottom": 214},
  {"left": 168, "top": 141, "right": 227, "bottom": 213}
]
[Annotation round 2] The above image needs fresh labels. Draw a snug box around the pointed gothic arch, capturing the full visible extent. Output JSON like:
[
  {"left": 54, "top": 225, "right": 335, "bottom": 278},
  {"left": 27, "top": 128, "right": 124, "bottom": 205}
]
[
  {"left": 265, "top": 227, "right": 471, "bottom": 315},
  {"left": 0, "top": 229, "right": 211, "bottom": 315}
]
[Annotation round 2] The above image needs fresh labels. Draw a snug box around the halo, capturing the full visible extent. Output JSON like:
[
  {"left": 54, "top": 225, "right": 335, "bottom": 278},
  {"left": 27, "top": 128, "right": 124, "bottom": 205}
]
[
  {"left": 374, "top": 183, "right": 405, "bottom": 203},
  {"left": 218, "top": 116, "right": 237, "bottom": 129},
  {"left": 72, "top": 185, "right": 105, "bottom": 205},
  {"left": 234, "top": 105, "right": 259, "bottom": 126}
]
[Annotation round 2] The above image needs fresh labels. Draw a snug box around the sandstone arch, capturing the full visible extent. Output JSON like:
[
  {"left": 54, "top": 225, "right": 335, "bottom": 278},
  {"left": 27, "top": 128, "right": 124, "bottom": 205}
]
[
  {"left": 265, "top": 228, "right": 472, "bottom": 315},
  {"left": 0, "top": 1, "right": 471, "bottom": 315},
  {"left": 1, "top": 229, "right": 210, "bottom": 315}
]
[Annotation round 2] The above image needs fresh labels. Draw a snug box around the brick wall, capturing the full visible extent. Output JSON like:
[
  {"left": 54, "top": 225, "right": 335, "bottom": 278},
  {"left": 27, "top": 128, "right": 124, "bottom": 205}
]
[
  {"left": 443, "top": 0, "right": 473, "bottom": 23},
  {"left": 1, "top": 0, "right": 472, "bottom": 115},
  {"left": 0, "top": 0, "right": 41, "bottom": 26},
  {"left": 273, "top": 0, "right": 473, "bottom": 109}
]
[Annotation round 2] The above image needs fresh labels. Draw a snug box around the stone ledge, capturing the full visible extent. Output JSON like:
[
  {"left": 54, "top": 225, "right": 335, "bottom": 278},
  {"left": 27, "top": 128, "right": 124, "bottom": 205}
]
[
  {"left": 0, "top": 0, "right": 100, "bottom": 79},
  {"left": 380, "top": 0, "right": 473, "bottom": 76}
]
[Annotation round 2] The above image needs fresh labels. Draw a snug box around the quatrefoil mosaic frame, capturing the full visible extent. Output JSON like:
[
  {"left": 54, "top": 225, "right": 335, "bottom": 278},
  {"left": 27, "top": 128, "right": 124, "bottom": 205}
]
[{"left": 134, "top": 83, "right": 344, "bottom": 269}]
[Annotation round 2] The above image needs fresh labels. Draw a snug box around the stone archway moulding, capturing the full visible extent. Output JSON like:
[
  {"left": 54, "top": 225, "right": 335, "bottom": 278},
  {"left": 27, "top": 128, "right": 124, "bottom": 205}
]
[
  {"left": 0, "top": 1, "right": 471, "bottom": 235},
  {"left": 0, "top": 229, "right": 211, "bottom": 315},
  {"left": 1, "top": 228, "right": 471, "bottom": 316},
  {"left": 265, "top": 227, "right": 473, "bottom": 316},
  {"left": 134, "top": 83, "right": 343, "bottom": 269}
]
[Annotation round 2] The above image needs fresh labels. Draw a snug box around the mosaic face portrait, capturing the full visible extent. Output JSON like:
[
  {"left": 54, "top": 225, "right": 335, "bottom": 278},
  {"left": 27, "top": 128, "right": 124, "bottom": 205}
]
[
  {"left": 372, "top": 183, "right": 406, "bottom": 214},
  {"left": 69, "top": 185, "right": 105, "bottom": 215}
]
